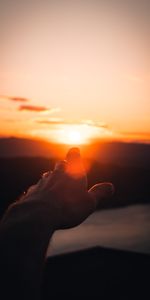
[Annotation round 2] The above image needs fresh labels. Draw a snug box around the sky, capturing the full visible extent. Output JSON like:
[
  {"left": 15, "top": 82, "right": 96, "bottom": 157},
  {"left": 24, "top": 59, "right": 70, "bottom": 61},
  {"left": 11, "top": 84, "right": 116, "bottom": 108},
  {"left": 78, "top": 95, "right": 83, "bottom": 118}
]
[{"left": 0, "top": 0, "right": 150, "bottom": 144}]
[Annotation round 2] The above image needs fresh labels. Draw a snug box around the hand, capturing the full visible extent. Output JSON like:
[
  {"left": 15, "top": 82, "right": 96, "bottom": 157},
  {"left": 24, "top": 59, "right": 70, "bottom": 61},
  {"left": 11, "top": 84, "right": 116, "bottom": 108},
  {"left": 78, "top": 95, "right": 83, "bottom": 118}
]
[
  {"left": 21, "top": 147, "right": 114, "bottom": 229},
  {"left": 0, "top": 147, "right": 114, "bottom": 299}
]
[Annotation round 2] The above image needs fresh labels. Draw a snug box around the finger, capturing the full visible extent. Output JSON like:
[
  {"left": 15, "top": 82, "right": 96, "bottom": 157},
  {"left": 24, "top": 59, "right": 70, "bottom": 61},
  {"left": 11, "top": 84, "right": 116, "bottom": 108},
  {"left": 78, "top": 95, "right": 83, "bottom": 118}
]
[
  {"left": 42, "top": 171, "right": 51, "bottom": 178},
  {"left": 37, "top": 171, "right": 53, "bottom": 189},
  {"left": 66, "top": 148, "right": 86, "bottom": 178},
  {"left": 66, "top": 147, "right": 87, "bottom": 190},
  {"left": 88, "top": 182, "right": 115, "bottom": 207},
  {"left": 45, "top": 160, "right": 67, "bottom": 187},
  {"left": 66, "top": 147, "right": 81, "bottom": 162},
  {"left": 21, "top": 182, "right": 40, "bottom": 202},
  {"left": 54, "top": 160, "right": 67, "bottom": 172},
  {"left": 37, "top": 171, "right": 52, "bottom": 187},
  {"left": 23, "top": 184, "right": 37, "bottom": 198},
  {"left": 22, "top": 171, "right": 53, "bottom": 200}
]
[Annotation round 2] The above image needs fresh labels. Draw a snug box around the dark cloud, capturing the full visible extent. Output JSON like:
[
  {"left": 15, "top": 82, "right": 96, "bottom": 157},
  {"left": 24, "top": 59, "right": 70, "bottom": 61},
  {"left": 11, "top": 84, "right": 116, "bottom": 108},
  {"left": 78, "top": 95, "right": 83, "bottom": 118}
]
[
  {"left": 9, "top": 97, "right": 29, "bottom": 102},
  {"left": 0, "top": 95, "right": 29, "bottom": 102},
  {"left": 19, "top": 105, "right": 49, "bottom": 112}
]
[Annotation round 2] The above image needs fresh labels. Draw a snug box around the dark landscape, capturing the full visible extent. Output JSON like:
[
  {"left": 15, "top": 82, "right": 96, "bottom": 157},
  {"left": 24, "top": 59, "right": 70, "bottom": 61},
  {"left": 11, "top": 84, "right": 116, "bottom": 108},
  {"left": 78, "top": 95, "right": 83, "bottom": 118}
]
[
  {"left": 0, "top": 137, "right": 150, "bottom": 299},
  {"left": 0, "top": 137, "right": 150, "bottom": 218}
]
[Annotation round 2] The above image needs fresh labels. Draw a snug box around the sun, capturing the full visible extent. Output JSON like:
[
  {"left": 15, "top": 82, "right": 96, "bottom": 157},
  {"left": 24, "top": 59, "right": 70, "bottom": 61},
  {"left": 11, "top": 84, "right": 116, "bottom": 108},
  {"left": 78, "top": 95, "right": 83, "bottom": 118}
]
[
  {"left": 65, "top": 129, "right": 82, "bottom": 145},
  {"left": 32, "top": 123, "right": 110, "bottom": 145},
  {"left": 56, "top": 125, "right": 92, "bottom": 145}
]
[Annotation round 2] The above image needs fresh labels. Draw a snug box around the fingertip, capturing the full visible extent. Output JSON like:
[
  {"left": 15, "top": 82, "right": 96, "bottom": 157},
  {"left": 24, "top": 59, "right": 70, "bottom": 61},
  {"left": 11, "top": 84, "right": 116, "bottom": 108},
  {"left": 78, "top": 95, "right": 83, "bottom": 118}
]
[
  {"left": 42, "top": 171, "right": 50, "bottom": 178},
  {"left": 66, "top": 147, "right": 81, "bottom": 162},
  {"left": 54, "top": 160, "right": 67, "bottom": 172}
]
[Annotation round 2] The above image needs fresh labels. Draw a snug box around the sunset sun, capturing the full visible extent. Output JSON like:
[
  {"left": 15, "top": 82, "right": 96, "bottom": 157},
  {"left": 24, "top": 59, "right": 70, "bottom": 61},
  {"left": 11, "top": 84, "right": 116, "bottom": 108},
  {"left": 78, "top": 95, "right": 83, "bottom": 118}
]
[
  {"left": 65, "top": 129, "right": 82, "bottom": 145},
  {"left": 56, "top": 126, "right": 91, "bottom": 145},
  {"left": 30, "top": 122, "right": 112, "bottom": 145}
]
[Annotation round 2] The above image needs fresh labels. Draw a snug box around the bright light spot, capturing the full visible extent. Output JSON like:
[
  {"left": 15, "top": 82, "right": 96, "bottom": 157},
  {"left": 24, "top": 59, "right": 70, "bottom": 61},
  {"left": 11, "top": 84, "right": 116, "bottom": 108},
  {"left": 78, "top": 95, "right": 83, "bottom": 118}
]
[
  {"left": 57, "top": 126, "right": 90, "bottom": 145},
  {"left": 30, "top": 123, "right": 113, "bottom": 144},
  {"left": 66, "top": 129, "right": 82, "bottom": 144}
]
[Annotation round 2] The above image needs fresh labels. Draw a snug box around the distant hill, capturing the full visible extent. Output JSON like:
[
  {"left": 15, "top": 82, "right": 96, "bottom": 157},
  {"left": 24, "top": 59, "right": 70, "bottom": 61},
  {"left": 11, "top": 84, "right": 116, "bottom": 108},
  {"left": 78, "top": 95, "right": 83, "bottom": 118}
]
[
  {"left": 0, "top": 137, "right": 59, "bottom": 158},
  {"left": 86, "top": 141, "right": 150, "bottom": 167},
  {"left": 0, "top": 137, "right": 150, "bottom": 167}
]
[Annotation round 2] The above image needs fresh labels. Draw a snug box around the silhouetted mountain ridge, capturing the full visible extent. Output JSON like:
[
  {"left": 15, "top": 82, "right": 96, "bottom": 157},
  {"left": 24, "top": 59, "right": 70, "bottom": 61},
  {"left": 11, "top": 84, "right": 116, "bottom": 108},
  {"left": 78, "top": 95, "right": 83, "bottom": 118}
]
[
  {"left": 0, "top": 137, "right": 57, "bottom": 158},
  {"left": 0, "top": 137, "right": 150, "bottom": 167}
]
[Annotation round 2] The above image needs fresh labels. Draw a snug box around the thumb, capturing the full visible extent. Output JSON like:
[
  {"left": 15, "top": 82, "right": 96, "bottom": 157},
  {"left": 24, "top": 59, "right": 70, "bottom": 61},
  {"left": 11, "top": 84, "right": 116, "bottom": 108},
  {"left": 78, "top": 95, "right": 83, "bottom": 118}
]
[{"left": 88, "top": 182, "right": 115, "bottom": 208}]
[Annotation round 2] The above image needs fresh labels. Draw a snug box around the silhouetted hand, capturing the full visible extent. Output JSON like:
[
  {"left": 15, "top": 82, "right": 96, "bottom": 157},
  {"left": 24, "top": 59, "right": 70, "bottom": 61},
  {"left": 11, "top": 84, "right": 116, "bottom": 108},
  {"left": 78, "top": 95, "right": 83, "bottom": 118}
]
[
  {"left": 21, "top": 147, "right": 114, "bottom": 229},
  {"left": 0, "top": 147, "right": 114, "bottom": 299}
]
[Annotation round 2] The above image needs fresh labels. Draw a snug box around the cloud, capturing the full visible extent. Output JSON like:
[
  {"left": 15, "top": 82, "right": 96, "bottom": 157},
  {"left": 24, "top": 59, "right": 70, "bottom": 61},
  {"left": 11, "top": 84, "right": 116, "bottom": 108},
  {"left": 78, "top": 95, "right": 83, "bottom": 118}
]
[
  {"left": 0, "top": 95, "right": 29, "bottom": 102},
  {"left": 9, "top": 97, "right": 29, "bottom": 102},
  {"left": 19, "top": 105, "right": 49, "bottom": 112},
  {"left": 36, "top": 118, "right": 65, "bottom": 125},
  {"left": 36, "top": 118, "right": 109, "bottom": 130},
  {"left": 121, "top": 131, "right": 150, "bottom": 138},
  {"left": 82, "top": 119, "right": 109, "bottom": 129},
  {"left": 42, "top": 107, "right": 61, "bottom": 115}
]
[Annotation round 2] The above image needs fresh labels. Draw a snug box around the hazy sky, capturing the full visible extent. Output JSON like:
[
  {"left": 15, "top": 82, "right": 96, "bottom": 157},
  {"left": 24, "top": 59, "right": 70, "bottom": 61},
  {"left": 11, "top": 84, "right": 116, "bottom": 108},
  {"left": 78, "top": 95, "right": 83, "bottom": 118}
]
[{"left": 0, "top": 0, "right": 150, "bottom": 143}]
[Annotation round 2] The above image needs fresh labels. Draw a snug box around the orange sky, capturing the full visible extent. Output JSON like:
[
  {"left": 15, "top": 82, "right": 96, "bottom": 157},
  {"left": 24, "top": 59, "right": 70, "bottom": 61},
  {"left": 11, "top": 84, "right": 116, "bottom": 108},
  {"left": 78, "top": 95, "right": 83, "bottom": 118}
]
[{"left": 0, "top": 0, "right": 150, "bottom": 144}]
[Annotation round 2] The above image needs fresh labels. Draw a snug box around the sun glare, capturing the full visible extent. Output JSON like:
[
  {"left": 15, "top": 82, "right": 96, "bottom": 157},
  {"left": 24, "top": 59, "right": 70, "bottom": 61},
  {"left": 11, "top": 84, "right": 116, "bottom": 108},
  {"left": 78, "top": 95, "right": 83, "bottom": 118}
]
[
  {"left": 57, "top": 126, "right": 90, "bottom": 145},
  {"left": 30, "top": 123, "right": 112, "bottom": 145},
  {"left": 66, "top": 129, "right": 82, "bottom": 144}
]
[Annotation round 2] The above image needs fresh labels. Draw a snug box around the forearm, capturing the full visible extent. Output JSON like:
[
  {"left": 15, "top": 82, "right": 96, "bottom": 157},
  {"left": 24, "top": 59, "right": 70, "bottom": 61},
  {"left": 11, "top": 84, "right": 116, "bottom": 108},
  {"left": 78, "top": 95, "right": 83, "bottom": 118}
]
[{"left": 0, "top": 200, "right": 55, "bottom": 299}]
